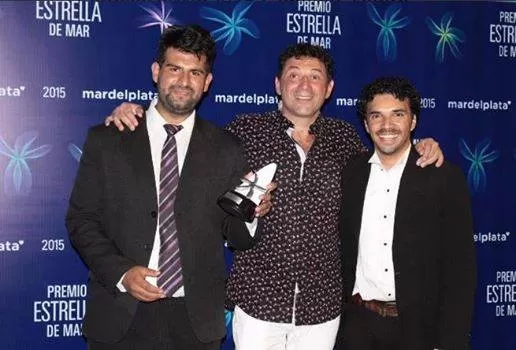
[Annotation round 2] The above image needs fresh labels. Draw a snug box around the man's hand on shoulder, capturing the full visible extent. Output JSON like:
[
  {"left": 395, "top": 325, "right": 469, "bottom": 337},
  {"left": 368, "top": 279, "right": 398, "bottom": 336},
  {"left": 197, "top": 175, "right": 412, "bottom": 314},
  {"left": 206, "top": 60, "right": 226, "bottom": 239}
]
[
  {"left": 415, "top": 137, "right": 444, "bottom": 168},
  {"left": 105, "top": 102, "right": 144, "bottom": 131},
  {"left": 121, "top": 265, "right": 165, "bottom": 302}
]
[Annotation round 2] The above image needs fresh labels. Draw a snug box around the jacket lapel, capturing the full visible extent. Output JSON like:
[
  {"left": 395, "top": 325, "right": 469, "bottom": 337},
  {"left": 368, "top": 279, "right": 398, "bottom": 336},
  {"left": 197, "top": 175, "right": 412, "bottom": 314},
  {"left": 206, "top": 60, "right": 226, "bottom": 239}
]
[
  {"left": 392, "top": 148, "right": 425, "bottom": 259},
  {"left": 126, "top": 115, "right": 157, "bottom": 213},
  {"left": 175, "top": 117, "right": 212, "bottom": 214},
  {"left": 345, "top": 154, "right": 372, "bottom": 241},
  {"left": 394, "top": 149, "right": 425, "bottom": 221}
]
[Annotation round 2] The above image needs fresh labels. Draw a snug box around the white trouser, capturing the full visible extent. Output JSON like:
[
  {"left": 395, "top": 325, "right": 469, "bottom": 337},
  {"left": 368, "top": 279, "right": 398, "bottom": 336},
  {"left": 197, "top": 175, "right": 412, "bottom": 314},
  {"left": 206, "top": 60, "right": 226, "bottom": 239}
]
[{"left": 232, "top": 305, "right": 340, "bottom": 350}]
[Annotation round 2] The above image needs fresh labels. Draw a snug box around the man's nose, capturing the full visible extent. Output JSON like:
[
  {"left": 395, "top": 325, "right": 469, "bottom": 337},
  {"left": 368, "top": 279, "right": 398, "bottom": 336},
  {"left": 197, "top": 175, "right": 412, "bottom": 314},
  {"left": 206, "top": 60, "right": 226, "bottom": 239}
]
[
  {"left": 299, "top": 75, "right": 311, "bottom": 88},
  {"left": 176, "top": 71, "right": 190, "bottom": 86}
]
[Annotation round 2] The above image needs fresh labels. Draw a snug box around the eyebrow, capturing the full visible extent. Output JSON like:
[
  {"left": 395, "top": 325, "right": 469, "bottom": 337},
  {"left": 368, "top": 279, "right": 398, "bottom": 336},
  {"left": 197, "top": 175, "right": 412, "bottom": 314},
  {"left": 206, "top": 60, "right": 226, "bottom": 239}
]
[
  {"left": 163, "top": 62, "right": 206, "bottom": 74},
  {"left": 367, "top": 108, "right": 408, "bottom": 115},
  {"left": 368, "top": 107, "right": 408, "bottom": 112},
  {"left": 163, "top": 62, "right": 179, "bottom": 68},
  {"left": 284, "top": 66, "right": 324, "bottom": 73}
]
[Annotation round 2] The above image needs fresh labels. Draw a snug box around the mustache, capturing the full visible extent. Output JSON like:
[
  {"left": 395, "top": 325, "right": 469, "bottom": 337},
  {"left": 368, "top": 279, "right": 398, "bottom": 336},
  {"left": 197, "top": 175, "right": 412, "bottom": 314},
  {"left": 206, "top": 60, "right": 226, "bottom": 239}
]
[
  {"left": 170, "top": 85, "right": 194, "bottom": 94},
  {"left": 377, "top": 128, "right": 400, "bottom": 134}
]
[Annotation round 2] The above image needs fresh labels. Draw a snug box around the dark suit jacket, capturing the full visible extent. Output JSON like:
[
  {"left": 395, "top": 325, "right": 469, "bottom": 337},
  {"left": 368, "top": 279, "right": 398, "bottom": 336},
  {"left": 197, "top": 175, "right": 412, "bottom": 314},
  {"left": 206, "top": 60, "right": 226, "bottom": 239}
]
[
  {"left": 339, "top": 149, "right": 476, "bottom": 350},
  {"left": 66, "top": 116, "right": 255, "bottom": 344}
]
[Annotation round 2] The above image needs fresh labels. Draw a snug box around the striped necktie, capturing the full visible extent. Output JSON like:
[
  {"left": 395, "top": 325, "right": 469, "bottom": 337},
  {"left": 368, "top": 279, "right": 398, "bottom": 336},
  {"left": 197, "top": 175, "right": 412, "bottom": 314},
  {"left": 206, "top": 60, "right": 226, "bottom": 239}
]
[{"left": 157, "top": 124, "right": 183, "bottom": 296}]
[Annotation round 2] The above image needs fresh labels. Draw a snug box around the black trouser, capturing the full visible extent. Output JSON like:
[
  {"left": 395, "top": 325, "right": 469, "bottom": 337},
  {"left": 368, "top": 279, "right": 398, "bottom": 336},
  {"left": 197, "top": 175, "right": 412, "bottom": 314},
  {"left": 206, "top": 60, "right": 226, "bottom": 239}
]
[
  {"left": 335, "top": 303, "right": 400, "bottom": 350},
  {"left": 88, "top": 298, "right": 220, "bottom": 350}
]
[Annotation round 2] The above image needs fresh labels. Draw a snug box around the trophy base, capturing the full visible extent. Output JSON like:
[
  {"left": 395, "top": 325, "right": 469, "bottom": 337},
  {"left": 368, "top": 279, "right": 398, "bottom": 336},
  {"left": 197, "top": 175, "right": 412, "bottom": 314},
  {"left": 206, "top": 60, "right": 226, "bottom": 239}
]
[{"left": 217, "top": 190, "right": 256, "bottom": 223}]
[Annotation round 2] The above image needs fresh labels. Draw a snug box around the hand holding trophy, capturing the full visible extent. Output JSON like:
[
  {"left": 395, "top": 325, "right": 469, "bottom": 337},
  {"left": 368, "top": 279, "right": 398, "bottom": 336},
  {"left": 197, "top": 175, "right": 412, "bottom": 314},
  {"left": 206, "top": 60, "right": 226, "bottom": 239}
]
[{"left": 217, "top": 163, "right": 277, "bottom": 222}]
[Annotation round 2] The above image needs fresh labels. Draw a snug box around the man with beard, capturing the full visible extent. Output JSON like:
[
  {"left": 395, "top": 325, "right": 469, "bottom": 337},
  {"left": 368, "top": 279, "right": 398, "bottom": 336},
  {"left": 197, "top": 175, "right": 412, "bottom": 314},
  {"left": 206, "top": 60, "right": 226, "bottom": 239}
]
[
  {"left": 66, "top": 25, "right": 272, "bottom": 350},
  {"left": 103, "top": 44, "right": 444, "bottom": 350},
  {"left": 336, "top": 77, "right": 476, "bottom": 350}
]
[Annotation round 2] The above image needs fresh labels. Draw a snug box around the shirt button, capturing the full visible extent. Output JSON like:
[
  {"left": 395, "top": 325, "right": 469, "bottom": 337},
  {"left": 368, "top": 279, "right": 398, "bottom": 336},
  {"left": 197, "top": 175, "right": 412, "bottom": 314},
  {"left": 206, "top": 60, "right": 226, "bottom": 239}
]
[
  {"left": 386, "top": 189, "right": 390, "bottom": 192},
  {"left": 383, "top": 215, "right": 387, "bottom": 219},
  {"left": 383, "top": 243, "right": 387, "bottom": 246},
  {"left": 151, "top": 211, "right": 157, "bottom": 218},
  {"left": 385, "top": 268, "right": 388, "bottom": 272}
]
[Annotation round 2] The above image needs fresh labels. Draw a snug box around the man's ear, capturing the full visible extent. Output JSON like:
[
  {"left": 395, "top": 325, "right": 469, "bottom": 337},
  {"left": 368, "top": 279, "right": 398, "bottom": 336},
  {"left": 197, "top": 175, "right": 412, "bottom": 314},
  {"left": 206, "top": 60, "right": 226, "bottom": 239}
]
[
  {"left": 411, "top": 115, "right": 417, "bottom": 131},
  {"left": 274, "top": 76, "right": 282, "bottom": 96},
  {"left": 325, "top": 79, "right": 335, "bottom": 99},
  {"left": 364, "top": 120, "right": 370, "bottom": 134},
  {"left": 203, "top": 72, "right": 213, "bottom": 92},
  {"left": 151, "top": 62, "right": 160, "bottom": 84}
]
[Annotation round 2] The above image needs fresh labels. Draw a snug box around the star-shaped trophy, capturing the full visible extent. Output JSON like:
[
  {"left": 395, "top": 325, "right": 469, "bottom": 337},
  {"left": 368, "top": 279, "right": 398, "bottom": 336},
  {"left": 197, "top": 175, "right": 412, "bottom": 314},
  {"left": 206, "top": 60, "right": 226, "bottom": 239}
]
[{"left": 217, "top": 163, "right": 277, "bottom": 222}]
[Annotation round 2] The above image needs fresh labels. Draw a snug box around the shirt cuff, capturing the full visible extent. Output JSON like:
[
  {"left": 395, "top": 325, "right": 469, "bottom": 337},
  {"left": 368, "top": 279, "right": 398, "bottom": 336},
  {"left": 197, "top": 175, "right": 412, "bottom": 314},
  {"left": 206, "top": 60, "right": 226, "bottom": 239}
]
[{"left": 116, "top": 273, "right": 127, "bottom": 292}]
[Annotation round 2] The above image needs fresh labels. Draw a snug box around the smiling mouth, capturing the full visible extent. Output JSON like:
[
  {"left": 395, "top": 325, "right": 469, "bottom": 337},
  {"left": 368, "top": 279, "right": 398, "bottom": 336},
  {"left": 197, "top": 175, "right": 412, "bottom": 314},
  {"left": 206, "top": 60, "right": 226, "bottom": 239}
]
[
  {"left": 376, "top": 131, "right": 401, "bottom": 141},
  {"left": 378, "top": 133, "right": 398, "bottom": 138}
]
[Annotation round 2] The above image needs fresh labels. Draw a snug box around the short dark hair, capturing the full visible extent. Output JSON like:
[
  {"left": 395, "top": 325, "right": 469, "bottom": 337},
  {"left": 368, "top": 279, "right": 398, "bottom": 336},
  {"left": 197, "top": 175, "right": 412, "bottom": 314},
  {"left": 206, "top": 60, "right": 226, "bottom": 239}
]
[
  {"left": 277, "top": 43, "right": 334, "bottom": 80},
  {"left": 356, "top": 76, "right": 421, "bottom": 122},
  {"left": 156, "top": 24, "right": 216, "bottom": 72}
]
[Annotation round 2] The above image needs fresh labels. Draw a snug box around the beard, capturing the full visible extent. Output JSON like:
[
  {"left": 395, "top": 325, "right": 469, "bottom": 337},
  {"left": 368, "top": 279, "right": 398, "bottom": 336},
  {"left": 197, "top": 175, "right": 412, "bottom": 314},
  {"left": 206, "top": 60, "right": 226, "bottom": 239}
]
[{"left": 158, "top": 85, "right": 199, "bottom": 117}]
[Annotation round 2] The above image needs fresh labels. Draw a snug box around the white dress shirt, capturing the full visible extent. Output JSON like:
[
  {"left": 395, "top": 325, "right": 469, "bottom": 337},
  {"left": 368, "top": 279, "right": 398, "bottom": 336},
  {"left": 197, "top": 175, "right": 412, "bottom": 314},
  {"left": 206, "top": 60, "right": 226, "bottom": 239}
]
[
  {"left": 352, "top": 146, "right": 411, "bottom": 301},
  {"left": 117, "top": 98, "right": 193, "bottom": 296},
  {"left": 144, "top": 99, "right": 194, "bottom": 296}
]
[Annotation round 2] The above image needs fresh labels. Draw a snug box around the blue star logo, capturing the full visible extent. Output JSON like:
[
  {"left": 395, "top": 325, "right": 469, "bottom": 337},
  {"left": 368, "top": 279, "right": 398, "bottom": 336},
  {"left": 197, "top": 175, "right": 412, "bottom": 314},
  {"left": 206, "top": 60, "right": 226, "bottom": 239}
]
[
  {"left": 224, "top": 309, "right": 234, "bottom": 340},
  {"left": 459, "top": 139, "right": 499, "bottom": 192},
  {"left": 139, "top": 1, "right": 179, "bottom": 33},
  {"left": 0, "top": 131, "right": 52, "bottom": 196},
  {"left": 200, "top": 0, "right": 260, "bottom": 55},
  {"left": 68, "top": 143, "right": 82, "bottom": 162},
  {"left": 367, "top": 4, "right": 411, "bottom": 62},
  {"left": 426, "top": 12, "right": 466, "bottom": 63}
]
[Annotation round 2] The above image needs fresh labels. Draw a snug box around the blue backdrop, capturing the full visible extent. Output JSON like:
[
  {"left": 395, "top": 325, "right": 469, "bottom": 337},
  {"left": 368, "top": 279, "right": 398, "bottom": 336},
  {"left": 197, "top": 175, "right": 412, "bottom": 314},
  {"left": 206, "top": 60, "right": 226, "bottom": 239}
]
[{"left": 0, "top": 1, "right": 514, "bottom": 349}]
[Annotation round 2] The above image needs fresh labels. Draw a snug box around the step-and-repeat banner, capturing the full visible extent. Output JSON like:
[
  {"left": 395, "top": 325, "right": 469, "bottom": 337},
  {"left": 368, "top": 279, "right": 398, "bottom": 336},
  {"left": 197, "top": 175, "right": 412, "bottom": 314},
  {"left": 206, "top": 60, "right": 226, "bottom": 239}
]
[{"left": 0, "top": 1, "right": 514, "bottom": 349}]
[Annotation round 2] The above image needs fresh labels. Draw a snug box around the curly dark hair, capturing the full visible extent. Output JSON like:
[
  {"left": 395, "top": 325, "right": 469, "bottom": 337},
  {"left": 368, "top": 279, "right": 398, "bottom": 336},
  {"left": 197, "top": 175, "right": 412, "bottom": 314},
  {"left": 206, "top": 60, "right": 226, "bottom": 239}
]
[
  {"left": 156, "top": 24, "right": 216, "bottom": 72},
  {"left": 356, "top": 76, "right": 421, "bottom": 122},
  {"left": 277, "top": 43, "right": 334, "bottom": 79}
]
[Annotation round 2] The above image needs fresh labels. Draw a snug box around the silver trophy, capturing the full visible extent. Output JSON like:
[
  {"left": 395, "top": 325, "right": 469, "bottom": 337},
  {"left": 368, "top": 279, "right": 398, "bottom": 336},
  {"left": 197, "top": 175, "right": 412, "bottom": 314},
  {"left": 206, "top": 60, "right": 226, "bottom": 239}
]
[{"left": 217, "top": 164, "right": 277, "bottom": 222}]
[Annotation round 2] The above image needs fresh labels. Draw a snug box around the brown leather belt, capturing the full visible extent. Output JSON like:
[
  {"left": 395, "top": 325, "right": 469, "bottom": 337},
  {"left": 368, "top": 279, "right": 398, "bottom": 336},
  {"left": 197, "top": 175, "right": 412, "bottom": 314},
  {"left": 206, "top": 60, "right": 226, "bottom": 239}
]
[{"left": 350, "top": 293, "right": 399, "bottom": 317}]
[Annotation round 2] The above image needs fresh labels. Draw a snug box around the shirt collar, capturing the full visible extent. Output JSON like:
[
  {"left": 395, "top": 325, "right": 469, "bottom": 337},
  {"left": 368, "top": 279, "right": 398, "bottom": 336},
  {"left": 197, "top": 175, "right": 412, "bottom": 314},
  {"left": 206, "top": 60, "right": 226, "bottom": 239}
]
[
  {"left": 273, "top": 109, "right": 326, "bottom": 135},
  {"left": 146, "top": 97, "right": 195, "bottom": 136},
  {"left": 369, "top": 144, "right": 412, "bottom": 170},
  {"left": 271, "top": 109, "right": 294, "bottom": 130}
]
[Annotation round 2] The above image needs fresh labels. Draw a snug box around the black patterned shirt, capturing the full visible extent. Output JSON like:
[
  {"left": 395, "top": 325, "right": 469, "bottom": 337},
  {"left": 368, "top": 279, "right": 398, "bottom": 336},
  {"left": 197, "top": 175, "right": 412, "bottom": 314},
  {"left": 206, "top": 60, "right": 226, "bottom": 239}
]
[{"left": 225, "top": 110, "right": 366, "bottom": 325}]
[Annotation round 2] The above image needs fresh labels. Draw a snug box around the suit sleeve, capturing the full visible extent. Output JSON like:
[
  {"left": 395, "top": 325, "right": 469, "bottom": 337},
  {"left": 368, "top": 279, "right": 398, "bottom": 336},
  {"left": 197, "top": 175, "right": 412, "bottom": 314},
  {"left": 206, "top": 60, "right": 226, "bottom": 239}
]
[
  {"left": 66, "top": 129, "right": 136, "bottom": 293},
  {"left": 438, "top": 165, "right": 477, "bottom": 349},
  {"left": 338, "top": 160, "right": 352, "bottom": 296},
  {"left": 221, "top": 132, "right": 260, "bottom": 250}
]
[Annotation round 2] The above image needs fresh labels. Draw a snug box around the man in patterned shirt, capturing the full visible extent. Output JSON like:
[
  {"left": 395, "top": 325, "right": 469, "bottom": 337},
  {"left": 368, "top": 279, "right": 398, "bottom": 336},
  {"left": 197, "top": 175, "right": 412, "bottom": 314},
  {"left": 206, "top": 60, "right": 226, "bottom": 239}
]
[{"left": 105, "top": 43, "right": 442, "bottom": 350}]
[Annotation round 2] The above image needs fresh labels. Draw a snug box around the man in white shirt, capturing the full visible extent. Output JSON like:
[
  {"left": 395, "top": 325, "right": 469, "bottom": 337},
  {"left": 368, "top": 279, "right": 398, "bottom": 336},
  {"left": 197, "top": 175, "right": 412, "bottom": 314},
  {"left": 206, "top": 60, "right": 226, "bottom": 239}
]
[{"left": 336, "top": 77, "right": 476, "bottom": 350}]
